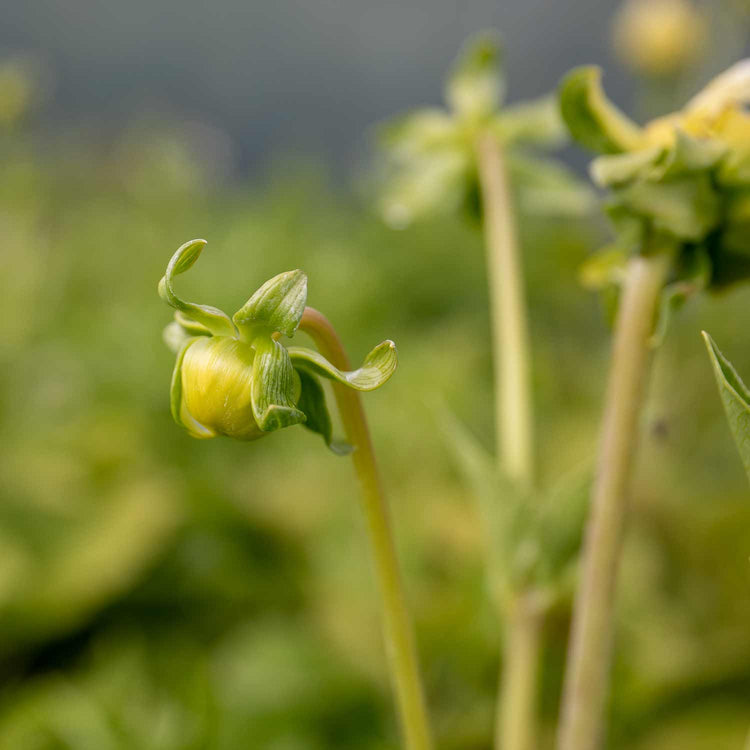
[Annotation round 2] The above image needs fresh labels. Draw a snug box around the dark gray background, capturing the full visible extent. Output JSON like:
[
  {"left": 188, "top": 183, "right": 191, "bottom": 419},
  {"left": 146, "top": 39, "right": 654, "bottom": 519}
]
[{"left": 1, "top": 0, "right": 743, "bottom": 174}]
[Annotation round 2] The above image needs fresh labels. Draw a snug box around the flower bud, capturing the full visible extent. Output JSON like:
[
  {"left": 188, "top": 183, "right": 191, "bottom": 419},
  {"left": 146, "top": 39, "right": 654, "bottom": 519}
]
[
  {"left": 613, "top": 0, "right": 706, "bottom": 77},
  {"left": 178, "top": 336, "right": 301, "bottom": 441},
  {"left": 159, "top": 240, "right": 398, "bottom": 450}
]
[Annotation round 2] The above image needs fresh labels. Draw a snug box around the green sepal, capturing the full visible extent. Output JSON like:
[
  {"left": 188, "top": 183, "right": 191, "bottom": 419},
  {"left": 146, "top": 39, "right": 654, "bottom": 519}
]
[
  {"left": 233, "top": 269, "right": 307, "bottom": 341},
  {"left": 658, "top": 129, "right": 727, "bottom": 179},
  {"left": 158, "top": 239, "right": 237, "bottom": 337},
  {"left": 558, "top": 66, "right": 643, "bottom": 154},
  {"left": 250, "top": 336, "right": 306, "bottom": 433},
  {"left": 703, "top": 332, "right": 750, "bottom": 485},
  {"left": 446, "top": 31, "right": 504, "bottom": 120},
  {"left": 591, "top": 147, "right": 663, "bottom": 187},
  {"left": 169, "top": 338, "right": 215, "bottom": 438},
  {"left": 296, "top": 369, "right": 352, "bottom": 455},
  {"left": 287, "top": 340, "right": 397, "bottom": 391},
  {"left": 608, "top": 173, "right": 720, "bottom": 241}
]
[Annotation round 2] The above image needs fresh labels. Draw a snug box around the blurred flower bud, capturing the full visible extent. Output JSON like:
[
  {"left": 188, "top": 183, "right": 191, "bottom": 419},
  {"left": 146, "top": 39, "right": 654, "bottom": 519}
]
[{"left": 613, "top": 0, "right": 706, "bottom": 77}]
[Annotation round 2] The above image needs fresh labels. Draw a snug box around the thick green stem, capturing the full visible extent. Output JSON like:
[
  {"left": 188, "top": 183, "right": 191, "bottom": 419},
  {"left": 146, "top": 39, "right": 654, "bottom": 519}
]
[
  {"left": 299, "top": 307, "right": 433, "bottom": 750},
  {"left": 556, "top": 247, "right": 673, "bottom": 750},
  {"left": 476, "top": 133, "right": 538, "bottom": 750},
  {"left": 495, "top": 592, "right": 544, "bottom": 750}
]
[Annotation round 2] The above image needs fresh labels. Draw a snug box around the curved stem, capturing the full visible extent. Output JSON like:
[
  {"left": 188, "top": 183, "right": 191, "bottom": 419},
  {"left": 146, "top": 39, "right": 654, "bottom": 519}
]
[
  {"left": 299, "top": 307, "right": 433, "bottom": 750},
  {"left": 476, "top": 133, "right": 539, "bottom": 750},
  {"left": 556, "top": 247, "right": 673, "bottom": 750}
]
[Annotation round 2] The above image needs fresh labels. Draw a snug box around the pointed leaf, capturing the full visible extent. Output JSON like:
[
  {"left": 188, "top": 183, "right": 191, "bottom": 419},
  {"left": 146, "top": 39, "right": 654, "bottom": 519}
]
[
  {"left": 251, "top": 337, "right": 306, "bottom": 433},
  {"left": 703, "top": 332, "right": 750, "bottom": 485},
  {"left": 158, "top": 239, "right": 237, "bottom": 337},
  {"left": 493, "top": 96, "right": 566, "bottom": 148},
  {"left": 233, "top": 269, "right": 307, "bottom": 340},
  {"left": 379, "top": 108, "right": 460, "bottom": 159},
  {"left": 287, "top": 340, "right": 397, "bottom": 391},
  {"left": 296, "top": 369, "right": 352, "bottom": 455},
  {"left": 559, "top": 67, "right": 643, "bottom": 154},
  {"left": 446, "top": 31, "right": 504, "bottom": 120}
]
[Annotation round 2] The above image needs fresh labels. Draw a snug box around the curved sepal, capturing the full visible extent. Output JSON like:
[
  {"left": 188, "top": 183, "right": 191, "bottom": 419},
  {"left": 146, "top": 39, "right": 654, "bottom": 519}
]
[
  {"left": 158, "top": 239, "right": 237, "bottom": 337},
  {"left": 251, "top": 336, "right": 306, "bottom": 433},
  {"left": 559, "top": 67, "right": 643, "bottom": 154},
  {"left": 702, "top": 332, "right": 750, "bottom": 485},
  {"left": 446, "top": 31, "right": 504, "bottom": 120},
  {"left": 296, "top": 369, "right": 352, "bottom": 455},
  {"left": 234, "top": 269, "right": 307, "bottom": 341},
  {"left": 287, "top": 340, "right": 397, "bottom": 391}
]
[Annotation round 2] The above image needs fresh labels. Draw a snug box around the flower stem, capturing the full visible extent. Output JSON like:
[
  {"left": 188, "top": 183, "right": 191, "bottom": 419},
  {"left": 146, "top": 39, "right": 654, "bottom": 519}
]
[
  {"left": 475, "top": 133, "right": 538, "bottom": 750},
  {"left": 476, "top": 133, "right": 533, "bottom": 488},
  {"left": 495, "top": 592, "right": 544, "bottom": 750},
  {"left": 299, "top": 307, "right": 433, "bottom": 750},
  {"left": 556, "top": 245, "right": 674, "bottom": 750}
]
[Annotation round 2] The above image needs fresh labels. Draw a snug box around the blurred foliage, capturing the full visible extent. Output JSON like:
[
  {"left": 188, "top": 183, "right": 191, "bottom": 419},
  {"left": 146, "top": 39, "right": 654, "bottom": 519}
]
[{"left": 1, "top": 84, "right": 750, "bottom": 750}]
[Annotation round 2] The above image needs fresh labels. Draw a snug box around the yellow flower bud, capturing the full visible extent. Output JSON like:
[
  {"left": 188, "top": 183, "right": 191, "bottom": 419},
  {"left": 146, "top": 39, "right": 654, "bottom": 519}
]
[
  {"left": 613, "top": 0, "right": 706, "bottom": 77},
  {"left": 179, "top": 336, "right": 301, "bottom": 441}
]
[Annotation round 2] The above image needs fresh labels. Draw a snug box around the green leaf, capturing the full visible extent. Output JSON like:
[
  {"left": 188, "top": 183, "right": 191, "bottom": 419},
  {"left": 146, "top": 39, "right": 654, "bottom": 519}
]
[
  {"left": 493, "top": 96, "right": 566, "bottom": 148},
  {"left": 296, "top": 369, "right": 352, "bottom": 455},
  {"left": 250, "top": 337, "right": 306, "bottom": 433},
  {"left": 446, "top": 31, "right": 504, "bottom": 120},
  {"left": 287, "top": 340, "right": 397, "bottom": 391},
  {"left": 233, "top": 269, "right": 307, "bottom": 340},
  {"left": 379, "top": 108, "right": 460, "bottom": 160},
  {"left": 703, "top": 332, "right": 750, "bottom": 485},
  {"left": 558, "top": 66, "right": 643, "bottom": 154},
  {"left": 157, "top": 239, "right": 237, "bottom": 337}
]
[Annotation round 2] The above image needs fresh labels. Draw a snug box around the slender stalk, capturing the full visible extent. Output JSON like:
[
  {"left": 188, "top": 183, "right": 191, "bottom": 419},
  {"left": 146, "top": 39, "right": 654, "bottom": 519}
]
[
  {"left": 495, "top": 592, "right": 544, "bottom": 750},
  {"left": 475, "top": 133, "right": 538, "bottom": 750},
  {"left": 475, "top": 133, "right": 533, "bottom": 487},
  {"left": 299, "top": 307, "right": 433, "bottom": 750},
  {"left": 556, "top": 246, "right": 674, "bottom": 750}
]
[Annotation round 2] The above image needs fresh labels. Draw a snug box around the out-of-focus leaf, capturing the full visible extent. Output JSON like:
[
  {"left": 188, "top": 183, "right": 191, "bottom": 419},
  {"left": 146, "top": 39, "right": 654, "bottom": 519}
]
[
  {"left": 494, "top": 96, "right": 566, "bottom": 147},
  {"left": 446, "top": 31, "right": 504, "bottom": 120},
  {"left": 703, "top": 332, "right": 750, "bottom": 485}
]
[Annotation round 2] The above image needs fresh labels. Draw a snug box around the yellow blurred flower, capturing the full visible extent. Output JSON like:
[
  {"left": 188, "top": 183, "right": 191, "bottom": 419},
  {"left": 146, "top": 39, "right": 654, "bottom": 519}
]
[{"left": 613, "top": 0, "right": 706, "bottom": 77}]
